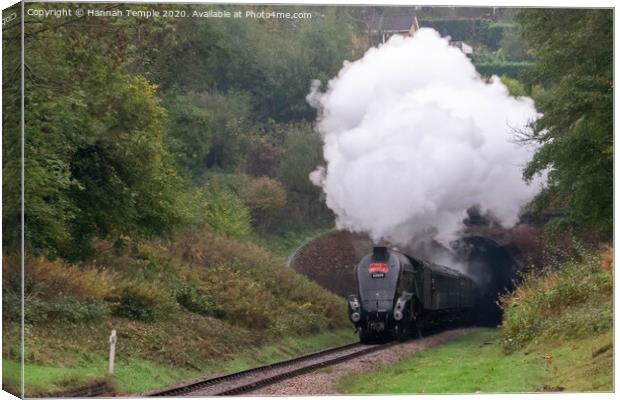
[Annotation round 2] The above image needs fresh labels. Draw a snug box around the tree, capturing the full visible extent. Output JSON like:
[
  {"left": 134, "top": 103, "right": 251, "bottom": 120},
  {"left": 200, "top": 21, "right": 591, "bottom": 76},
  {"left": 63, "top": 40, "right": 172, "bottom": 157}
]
[
  {"left": 185, "top": 90, "right": 254, "bottom": 172},
  {"left": 164, "top": 95, "right": 214, "bottom": 181},
  {"left": 242, "top": 177, "right": 287, "bottom": 229},
  {"left": 245, "top": 139, "right": 284, "bottom": 178},
  {"left": 277, "top": 127, "right": 331, "bottom": 223},
  {"left": 518, "top": 9, "right": 612, "bottom": 239},
  {"left": 15, "top": 13, "right": 186, "bottom": 259},
  {"left": 204, "top": 185, "right": 251, "bottom": 238}
]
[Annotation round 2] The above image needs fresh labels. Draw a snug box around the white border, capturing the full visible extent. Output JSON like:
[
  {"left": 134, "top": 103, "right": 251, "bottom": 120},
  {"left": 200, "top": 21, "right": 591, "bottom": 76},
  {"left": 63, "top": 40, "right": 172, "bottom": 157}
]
[{"left": 0, "top": 2, "right": 616, "bottom": 400}]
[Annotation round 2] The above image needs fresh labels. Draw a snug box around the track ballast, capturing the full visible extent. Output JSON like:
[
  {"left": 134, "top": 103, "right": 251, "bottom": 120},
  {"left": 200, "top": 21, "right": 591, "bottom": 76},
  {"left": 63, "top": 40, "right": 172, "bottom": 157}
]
[{"left": 146, "top": 341, "right": 392, "bottom": 396}]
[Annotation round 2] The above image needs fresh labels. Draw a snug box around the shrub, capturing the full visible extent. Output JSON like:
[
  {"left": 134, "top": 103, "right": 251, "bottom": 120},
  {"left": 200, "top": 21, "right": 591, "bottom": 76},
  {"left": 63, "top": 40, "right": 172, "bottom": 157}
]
[
  {"left": 167, "top": 228, "right": 348, "bottom": 334},
  {"left": 170, "top": 229, "right": 261, "bottom": 269},
  {"left": 3, "top": 256, "right": 116, "bottom": 323},
  {"left": 270, "top": 311, "right": 331, "bottom": 336},
  {"left": 500, "top": 75, "right": 527, "bottom": 97},
  {"left": 175, "top": 285, "right": 225, "bottom": 318},
  {"left": 203, "top": 265, "right": 276, "bottom": 330},
  {"left": 473, "top": 61, "right": 534, "bottom": 79},
  {"left": 165, "top": 95, "right": 214, "bottom": 180},
  {"left": 241, "top": 176, "right": 287, "bottom": 230},
  {"left": 245, "top": 139, "right": 283, "bottom": 178},
  {"left": 3, "top": 256, "right": 118, "bottom": 302},
  {"left": 277, "top": 129, "right": 323, "bottom": 197},
  {"left": 204, "top": 185, "right": 251, "bottom": 238},
  {"left": 113, "top": 281, "right": 178, "bottom": 322},
  {"left": 185, "top": 90, "right": 253, "bottom": 171},
  {"left": 26, "top": 297, "right": 110, "bottom": 323},
  {"left": 242, "top": 177, "right": 287, "bottom": 214}
]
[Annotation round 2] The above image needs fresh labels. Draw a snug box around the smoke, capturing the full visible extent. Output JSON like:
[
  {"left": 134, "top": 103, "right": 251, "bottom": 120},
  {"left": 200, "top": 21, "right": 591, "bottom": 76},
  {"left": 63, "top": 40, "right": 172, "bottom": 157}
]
[{"left": 308, "top": 28, "right": 544, "bottom": 246}]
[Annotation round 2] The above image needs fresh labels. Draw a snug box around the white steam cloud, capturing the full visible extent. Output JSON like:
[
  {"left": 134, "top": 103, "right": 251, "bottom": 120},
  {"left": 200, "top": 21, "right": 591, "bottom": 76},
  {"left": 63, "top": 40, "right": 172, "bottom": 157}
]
[{"left": 308, "top": 28, "right": 543, "bottom": 246}]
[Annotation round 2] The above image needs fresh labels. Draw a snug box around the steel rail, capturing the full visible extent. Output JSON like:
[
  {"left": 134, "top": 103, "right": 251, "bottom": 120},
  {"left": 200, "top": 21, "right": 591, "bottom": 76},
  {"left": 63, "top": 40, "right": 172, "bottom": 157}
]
[{"left": 146, "top": 341, "right": 391, "bottom": 397}]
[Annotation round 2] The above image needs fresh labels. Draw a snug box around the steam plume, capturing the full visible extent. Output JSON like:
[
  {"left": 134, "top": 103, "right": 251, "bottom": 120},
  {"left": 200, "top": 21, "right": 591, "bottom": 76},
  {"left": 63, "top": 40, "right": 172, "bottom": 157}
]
[{"left": 308, "top": 28, "right": 543, "bottom": 246}]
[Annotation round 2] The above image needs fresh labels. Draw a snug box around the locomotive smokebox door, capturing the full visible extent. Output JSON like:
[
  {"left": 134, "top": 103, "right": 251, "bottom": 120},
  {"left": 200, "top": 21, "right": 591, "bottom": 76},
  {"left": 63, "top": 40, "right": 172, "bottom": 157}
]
[{"left": 372, "top": 246, "right": 388, "bottom": 261}]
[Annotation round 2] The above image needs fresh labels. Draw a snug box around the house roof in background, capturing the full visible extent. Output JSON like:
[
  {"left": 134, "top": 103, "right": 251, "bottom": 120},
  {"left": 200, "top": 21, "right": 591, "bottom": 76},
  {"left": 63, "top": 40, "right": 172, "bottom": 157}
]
[{"left": 368, "top": 15, "right": 416, "bottom": 33}]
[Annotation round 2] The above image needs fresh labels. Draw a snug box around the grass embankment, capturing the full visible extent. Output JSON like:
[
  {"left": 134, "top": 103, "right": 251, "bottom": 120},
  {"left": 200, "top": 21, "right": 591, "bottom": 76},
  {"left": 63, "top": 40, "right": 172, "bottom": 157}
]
[
  {"left": 339, "top": 329, "right": 547, "bottom": 394},
  {"left": 339, "top": 247, "right": 613, "bottom": 394},
  {"left": 2, "top": 228, "right": 353, "bottom": 396},
  {"left": 3, "top": 328, "right": 355, "bottom": 395},
  {"left": 499, "top": 245, "right": 613, "bottom": 391}
]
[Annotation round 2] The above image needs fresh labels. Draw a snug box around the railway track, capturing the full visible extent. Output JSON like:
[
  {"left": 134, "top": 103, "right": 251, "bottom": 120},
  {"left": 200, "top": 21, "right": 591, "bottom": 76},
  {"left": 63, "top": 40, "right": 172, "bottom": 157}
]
[{"left": 146, "top": 341, "right": 392, "bottom": 396}]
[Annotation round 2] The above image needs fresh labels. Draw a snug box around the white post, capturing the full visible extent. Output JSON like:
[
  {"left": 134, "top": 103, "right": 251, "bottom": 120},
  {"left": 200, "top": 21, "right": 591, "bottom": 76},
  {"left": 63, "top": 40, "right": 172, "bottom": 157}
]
[{"left": 108, "top": 329, "right": 117, "bottom": 375}]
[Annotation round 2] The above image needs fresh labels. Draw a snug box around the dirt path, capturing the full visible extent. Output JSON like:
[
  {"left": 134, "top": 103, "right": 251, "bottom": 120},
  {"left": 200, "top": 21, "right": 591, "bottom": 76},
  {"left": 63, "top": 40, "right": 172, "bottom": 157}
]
[{"left": 246, "top": 327, "right": 480, "bottom": 396}]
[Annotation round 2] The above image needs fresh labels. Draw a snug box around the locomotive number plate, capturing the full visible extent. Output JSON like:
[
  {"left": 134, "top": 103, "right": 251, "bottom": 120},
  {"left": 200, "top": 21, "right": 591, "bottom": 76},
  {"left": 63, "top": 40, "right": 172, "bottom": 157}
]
[{"left": 371, "top": 272, "right": 385, "bottom": 278}]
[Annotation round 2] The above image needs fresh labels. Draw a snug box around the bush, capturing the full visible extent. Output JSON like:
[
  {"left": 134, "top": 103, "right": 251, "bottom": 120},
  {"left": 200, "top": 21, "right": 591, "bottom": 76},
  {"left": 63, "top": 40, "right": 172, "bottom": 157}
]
[
  {"left": 3, "top": 256, "right": 117, "bottom": 302},
  {"left": 169, "top": 229, "right": 270, "bottom": 268},
  {"left": 165, "top": 95, "right": 214, "bottom": 180},
  {"left": 114, "top": 281, "right": 178, "bottom": 322},
  {"left": 480, "top": 21, "right": 516, "bottom": 50},
  {"left": 241, "top": 177, "right": 287, "bottom": 225},
  {"left": 500, "top": 247, "right": 612, "bottom": 352},
  {"left": 175, "top": 285, "right": 225, "bottom": 318},
  {"left": 245, "top": 139, "right": 283, "bottom": 178},
  {"left": 473, "top": 61, "right": 534, "bottom": 79},
  {"left": 167, "top": 228, "right": 348, "bottom": 335},
  {"left": 277, "top": 129, "right": 323, "bottom": 197},
  {"left": 204, "top": 185, "right": 251, "bottom": 238},
  {"left": 270, "top": 311, "right": 331, "bottom": 336},
  {"left": 2, "top": 289, "right": 110, "bottom": 324},
  {"left": 185, "top": 90, "right": 253, "bottom": 171},
  {"left": 3, "top": 256, "right": 116, "bottom": 323},
  {"left": 25, "top": 297, "right": 110, "bottom": 323},
  {"left": 203, "top": 264, "right": 276, "bottom": 330},
  {"left": 500, "top": 75, "right": 527, "bottom": 97}
]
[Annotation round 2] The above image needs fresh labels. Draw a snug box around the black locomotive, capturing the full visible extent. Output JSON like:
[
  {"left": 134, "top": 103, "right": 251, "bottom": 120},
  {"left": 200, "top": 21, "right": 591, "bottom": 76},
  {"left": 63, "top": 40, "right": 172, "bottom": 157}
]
[{"left": 348, "top": 246, "right": 476, "bottom": 343}]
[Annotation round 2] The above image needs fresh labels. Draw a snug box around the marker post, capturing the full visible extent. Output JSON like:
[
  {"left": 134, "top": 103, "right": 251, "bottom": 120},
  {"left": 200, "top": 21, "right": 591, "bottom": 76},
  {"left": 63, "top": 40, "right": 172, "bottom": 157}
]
[{"left": 108, "top": 330, "right": 117, "bottom": 375}]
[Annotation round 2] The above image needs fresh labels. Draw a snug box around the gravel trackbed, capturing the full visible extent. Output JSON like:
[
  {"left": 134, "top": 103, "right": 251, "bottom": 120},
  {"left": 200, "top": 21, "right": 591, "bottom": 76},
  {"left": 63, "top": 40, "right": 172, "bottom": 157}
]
[{"left": 246, "top": 327, "right": 480, "bottom": 395}]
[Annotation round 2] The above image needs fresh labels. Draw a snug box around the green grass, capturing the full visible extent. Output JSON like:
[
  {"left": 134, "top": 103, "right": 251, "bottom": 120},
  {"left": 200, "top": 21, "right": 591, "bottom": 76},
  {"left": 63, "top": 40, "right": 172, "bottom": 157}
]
[
  {"left": 338, "top": 329, "right": 549, "bottom": 394},
  {"left": 538, "top": 330, "right": 612, "bottom": 392},
  {"left": 5, "top": 328, "right": 356, "bottom": 396},
  {"left": 4, "top": 356, "right": 200, "bottom": 396}
]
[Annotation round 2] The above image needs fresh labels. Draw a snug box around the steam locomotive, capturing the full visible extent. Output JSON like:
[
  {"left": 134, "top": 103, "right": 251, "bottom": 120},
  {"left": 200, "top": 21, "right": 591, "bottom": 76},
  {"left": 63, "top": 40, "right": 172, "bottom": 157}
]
[{"left": 348, "top": 246, "right": 477, "bottom": 343}]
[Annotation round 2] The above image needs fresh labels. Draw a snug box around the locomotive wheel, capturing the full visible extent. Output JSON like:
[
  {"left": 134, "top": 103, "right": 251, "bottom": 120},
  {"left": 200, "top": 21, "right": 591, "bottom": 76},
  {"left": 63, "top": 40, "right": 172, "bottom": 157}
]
[
  {"left": 394, "top": 312, "right": 410, "bottom": 341},
  {"left": 394, "top": 324, "right": 409, "bottom": 341}
]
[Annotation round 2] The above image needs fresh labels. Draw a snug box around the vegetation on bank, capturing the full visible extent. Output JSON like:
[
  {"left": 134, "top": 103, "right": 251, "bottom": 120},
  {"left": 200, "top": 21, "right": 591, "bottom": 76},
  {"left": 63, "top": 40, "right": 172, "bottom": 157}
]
[
  {"left": 500, "top": 246, "right": 612, "bottom": 352},
  {"left": 3, "top": 327, "right": 355, "bottom": 396},
  {"left": 2, "top": 228, "right": 355, "bottom": 396}
]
